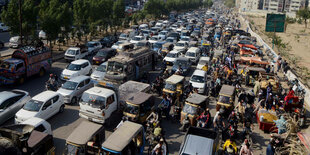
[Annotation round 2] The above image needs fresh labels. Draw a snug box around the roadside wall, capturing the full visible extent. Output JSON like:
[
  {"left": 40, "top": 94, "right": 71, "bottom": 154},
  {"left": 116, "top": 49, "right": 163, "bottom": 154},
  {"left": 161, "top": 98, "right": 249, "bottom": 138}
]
[{"left": 240, "top": 14, "right": 310, "bottom": 106}]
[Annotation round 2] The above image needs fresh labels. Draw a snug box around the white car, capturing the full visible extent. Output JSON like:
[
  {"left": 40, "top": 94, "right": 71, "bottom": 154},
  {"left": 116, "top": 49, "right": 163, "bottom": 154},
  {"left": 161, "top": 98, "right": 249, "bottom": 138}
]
[
  {"left": 166, "top": 37, "right": 177, "bottom": 44},
  {"left": 185, "top": 47, "right": 201, "bottom": 64},
  {"left": 158, "top": 31, "right": 168, "bottom": 40},
  {"left": 180, "top": 36, "right": 191, "bottom": 43},
  {"left": 130, "top": 36, "right": 146, "bottom": 44},
  {"left": 163, "top": 50, "right": 181, "bottom": 65},
  {"left": 64, "top": 47, "right": 88, "bottom": 61},
  {"left": 149, "top": 36, "right": 160, "bottom": 44},
  {"left": 15, "top": 91, "right": 65, "bottom": 124},
  {"left": 189, "top": 70, "right": 207, "bottom": 94},
  {"left": 87, "top": 41, "right": 102, "bottom": 54},
  {"left": 119, "top": 33, "right": 129, "bottom": 41},
  {"left": 174, "top": 41, "right": 188, "bottom": 51},
  {"left": 196, "top": 56, "right": 210, "bottom": 70},
  {"left": 61, "top": 59, "right": 92, "bottom": 80},
  {"left": 111, "top": 40, "right": 127, "bottom": 49},
  {"left": 0, "top": 23, "right": 9, "bottom": 32},
  {"left": 91, "top": 62, "right": 107, "bottom": 82}
]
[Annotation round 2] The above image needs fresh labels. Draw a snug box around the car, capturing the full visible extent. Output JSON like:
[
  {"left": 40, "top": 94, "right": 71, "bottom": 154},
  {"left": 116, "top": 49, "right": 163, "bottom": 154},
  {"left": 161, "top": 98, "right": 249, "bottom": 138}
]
[
  {"left": 149, "top": 35, "right": 161, "bottom": 44},
  {"left": 15, "top": 91, "right": 65, "bottom": 124},
  {"left": 91, "top": 62, "right": 107, "bottom": 82},
  {"left": 0, "top": 23, "right": 9, "bottom": 32},
  {"left": 185, "top": 47, "right": 201, "bottom": 64},
  {"left": 139, "top": 24, "right": 148, "bottom": 30},
  {"left": 99, "top": 36, "right": 117, "bottom": 48},
  {"left": 111, "top": 40, "right": 127, "bottom": 49},
  {"left": 92, "top": 48, "right": 116, "bottom": 65},
  {"left": 141, "top": 29, "right": 152, "bottom": 39},
  {"left": 0, "top": 40, "right": 4, "bottom": 49},
  {"left": 158, "top": 31, "right": 169, "bottom": 40},
  {"left": 61, "top": 59, "right": 92, "bottom": 80},
  {"left": 196, "top": 56, "right": 210, "bottom": 70},
  {"left": 152, "top": 41, "right": 166, "bottom": 54},
  {"left": 9, "top": 36, "right": 21, "bottom": 48},
  {"left": 150, "top": 27, "right": 161, "bottom": 35},
  {"left": 87, "top": 41, "right": 102, "bottom": 54},
  {"left": 163, "top": 50, "right": 181, "bottom": 65},
  {"left": 171, "top": 57, "right": 192, "bottom": 76},
  {"left": 64, "top": 46, "right": 89, "bottom": 62},
  {"left": 180, "top": 36, "right": 191, "bottom": 43},
  {"left": 135, "top": 41, "right": 150, "bottom": 48},
  {"left": 130, "top": 36, "right": 146, "bottom": 44},
  {"left": 119, "top": 33, "right": 129, "bottom": 40},
  {"left": 0, "top": 90, "right": 31, "bottom": 125},
  {"left": 165, "top": 37, "right": 177, "bottom": 44},
  {"left": 168, "top": 32, "right": 180, "bottom": 40},
  {"left": 57, "top": 76, "right": 93, "bottom": 104},
  {"left": 191, "top": 30, "right": 201, "bottom": 38},
  {"left": 174, "top": 41, "right": 188, "bottom": 52},
  {"left": 189, "top": 69, "right": 207, "bottom": 94}
]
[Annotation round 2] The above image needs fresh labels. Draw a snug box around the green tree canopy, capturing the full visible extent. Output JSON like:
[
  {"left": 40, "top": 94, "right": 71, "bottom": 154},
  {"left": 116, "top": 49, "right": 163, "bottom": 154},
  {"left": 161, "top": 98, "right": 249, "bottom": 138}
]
[{"left": 297, "top": 8, "right": 310, "bottom": 28}]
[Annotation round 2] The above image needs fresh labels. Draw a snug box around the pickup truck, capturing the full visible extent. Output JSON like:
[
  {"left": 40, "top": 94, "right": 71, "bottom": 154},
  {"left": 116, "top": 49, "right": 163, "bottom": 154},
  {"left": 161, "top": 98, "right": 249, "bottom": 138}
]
[
  {"left": 0, "top": 46, "right": 52, "bottom": 85},
  {"left": 179, "top": 127, "right": 220, "bottom": 155},
  {"left": 79, "top": 80, "right": 150, "bottom": 124},
  {"left": 64, "top": 44, "right": 88, "bottom": 62}
]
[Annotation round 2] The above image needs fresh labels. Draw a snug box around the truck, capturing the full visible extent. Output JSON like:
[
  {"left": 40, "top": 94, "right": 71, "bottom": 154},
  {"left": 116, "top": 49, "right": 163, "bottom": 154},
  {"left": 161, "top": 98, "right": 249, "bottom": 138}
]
[
  {"left": 179, "top": 127, "right": 220, "bottom": 155},
  {"left": 79, "top": 80, "right": 150, "bottom": 124},
  {"left": 64, "top": 44, "right": 88, "bottom": 62},
  {"left": 0, "top": 46, "right": 52, "bottom": 85}
]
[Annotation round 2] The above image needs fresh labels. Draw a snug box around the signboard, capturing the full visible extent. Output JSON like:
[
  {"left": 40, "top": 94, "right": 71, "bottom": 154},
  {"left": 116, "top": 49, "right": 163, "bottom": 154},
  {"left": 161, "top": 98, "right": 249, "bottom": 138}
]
[{"left": 265, "top": 14, "right": 285, "bottom": 32}]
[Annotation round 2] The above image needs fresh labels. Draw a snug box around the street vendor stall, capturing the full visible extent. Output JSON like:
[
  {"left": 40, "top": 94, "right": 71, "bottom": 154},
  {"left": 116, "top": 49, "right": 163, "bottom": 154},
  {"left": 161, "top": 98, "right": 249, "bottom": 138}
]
[{"left": 257, "top": 108, "right": 278, "bottom": 132}]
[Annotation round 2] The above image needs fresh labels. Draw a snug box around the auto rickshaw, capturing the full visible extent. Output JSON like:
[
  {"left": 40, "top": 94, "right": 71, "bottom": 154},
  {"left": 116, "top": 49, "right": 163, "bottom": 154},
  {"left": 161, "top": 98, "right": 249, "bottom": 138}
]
[
  {"left": 102, "top": 121, "right": 145, "bottom": 155},
  {"left": 238, "top": 65, "right": 266, "bottom": 86},
  {"left": 163, "top": 74, "right": 185, "bottom": 99},
  {"left": 64, "top": 121, "right": 105, "bottom": 155},
  {"left": 162, "top": 42, "right": 174, "bottom": 54},
  {"left": 216, "top": 85, "right": 235, "bottom": 114},
  {"left": 180, "top": 93, "right": 209, "bottom": 126},
  {"left": 123, "top": 92, "right": 154, "bottom": 123}
]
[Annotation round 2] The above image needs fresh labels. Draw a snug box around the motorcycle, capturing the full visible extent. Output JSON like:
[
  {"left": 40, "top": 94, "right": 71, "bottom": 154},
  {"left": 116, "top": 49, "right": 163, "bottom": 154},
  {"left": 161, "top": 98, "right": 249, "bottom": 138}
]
[{"left": 45, "top": 82, "right": 58, "bottom": 91}]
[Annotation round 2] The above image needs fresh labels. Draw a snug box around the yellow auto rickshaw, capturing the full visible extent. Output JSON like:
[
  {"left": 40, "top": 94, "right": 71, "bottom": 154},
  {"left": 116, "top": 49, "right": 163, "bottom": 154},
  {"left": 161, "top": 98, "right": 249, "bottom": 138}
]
[
  {"left": 162, "top": 42, "right": 174, "bottom": 54},
  {"left": 123, "top": 92, "right": 154, "bottom": 123},
  {"left": 216, "top": 85, "right": 235, "bottom": 113},
  {"left": 238, "top": 65, "right": 266, "bottom": 86},
  {"left": 163, "top": 74, "right": 185, "bottom": 98},
  {"left": 180, "top": 93, "right": 209, "bottom": 126}
]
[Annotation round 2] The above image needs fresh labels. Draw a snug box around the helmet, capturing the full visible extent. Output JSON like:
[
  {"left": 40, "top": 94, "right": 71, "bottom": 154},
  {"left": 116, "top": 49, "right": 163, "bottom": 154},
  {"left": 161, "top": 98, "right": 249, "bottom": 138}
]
[{"left": 49, "top": 74, "right": 53, "bottom": 77}]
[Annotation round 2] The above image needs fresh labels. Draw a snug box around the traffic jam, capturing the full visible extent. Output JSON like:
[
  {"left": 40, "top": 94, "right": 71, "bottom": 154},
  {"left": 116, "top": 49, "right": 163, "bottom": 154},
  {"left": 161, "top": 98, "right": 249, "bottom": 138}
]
[{"left": 0, "top": 5, "right": 308, "bottom": 155}]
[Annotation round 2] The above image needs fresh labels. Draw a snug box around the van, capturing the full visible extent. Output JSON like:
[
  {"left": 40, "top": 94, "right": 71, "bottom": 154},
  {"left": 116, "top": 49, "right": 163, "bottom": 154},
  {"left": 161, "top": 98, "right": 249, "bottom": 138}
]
[
  {"left": 22, "top": 117, "right": 53, "bottom": 135},
  {"left": 185, "top": 47, "right": 201, "bottom": 64},
  {"left": 64, "top": 46, "right": 89, "bottom": 62}
]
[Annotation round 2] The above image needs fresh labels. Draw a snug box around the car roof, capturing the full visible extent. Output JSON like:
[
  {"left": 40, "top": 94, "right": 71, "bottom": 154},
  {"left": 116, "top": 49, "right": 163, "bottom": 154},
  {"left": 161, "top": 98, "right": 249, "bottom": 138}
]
[
  {"left": 67, "top": 47, "right": 79, "bottom": 50},
  {"left": 187, "top": 47, "right": 199, "bottom": 52},
  {"left": 192, "top": 69, "right": 206, "bottom": 76},
  {"left": 169, "top": 50, "right": 180, "bottom": 54},
  {"left": 85, "top": 87, "right": 114, "bottom": 97},
  {"left": 68, "top": 75, "right": 90, "bottom": 83},
  {"left": 32, "top": 91, "right": 59, "bottom": 102},
  {"left": 88, "top": 41, "right": 99, "bottom": 44},
  {"left": 199, "top": 56, "right": 210, "bottom": 61},
  {"left": 71, "top": 59, "right": 89, "bottom": 65},
  {"left": 176, "top": 57, "right": 189, "bottom": 61},
  {"left": 177, "top": 41, "right": 187, "bottom": 44},
  {"left": 0, "top": 91, "right": 19, "bottom": 104}
]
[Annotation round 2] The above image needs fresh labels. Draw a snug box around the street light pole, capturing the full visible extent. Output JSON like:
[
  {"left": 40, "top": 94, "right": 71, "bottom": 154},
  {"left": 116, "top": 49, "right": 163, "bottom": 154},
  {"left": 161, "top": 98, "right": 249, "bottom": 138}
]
[{"left": 19, "top": 0, "right": 23, "bottom": 46}]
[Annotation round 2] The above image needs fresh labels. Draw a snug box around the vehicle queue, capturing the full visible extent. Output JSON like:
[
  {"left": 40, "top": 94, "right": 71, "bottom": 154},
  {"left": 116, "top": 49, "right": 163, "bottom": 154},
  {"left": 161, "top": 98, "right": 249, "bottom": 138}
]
[{"left": 0, "top": 4, "right": 308, "bottom": 155}]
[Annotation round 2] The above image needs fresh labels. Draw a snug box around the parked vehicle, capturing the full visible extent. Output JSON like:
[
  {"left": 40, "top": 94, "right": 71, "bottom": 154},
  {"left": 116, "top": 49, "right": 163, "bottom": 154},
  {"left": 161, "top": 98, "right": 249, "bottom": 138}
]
[
  {"left": 79, "top": 80, "right": 150, "bottom": 124},
  {"left": 119, "top": 33, "right": 129, "bottom": 41},
  {"left": 57, "top": 76, "right": 93, "bottom": 105},
  {"left": 64, "top": 121, "right": 105, "bottom": 155},
  {"left": 189, "top": 70, "right": 207, "bottom": 94},
  {"left": 64, "top": 45, "right": 89, "bottom": 62},
  {"left": 130, "top": 36, "right": 146, "bottom": 44},
  {"left": 60, "top": 59, "right": 92, "bottom": 80},
  {"left": 87, "top": 41, "right": 102, "bottom": 54},
  {"left": 99, "top": 36, "right": 117, "bottom": 47},
  {"left": 15, "top": 91, "right": 65, "bottom": 123},
  {"left": 0, "top": 46, "right": 51, "bottom": 85},
  {"left": 185, "top": 47, "right": 201, "bottom": 64},
  {"left": 102, "top": 121, "right": 145, "bottom": 155},
  {"left": 136, "top": 41, "right": 151, "bottom": 48},
  {"left": 91, "top": 62, "right": 107, "bottom": 82},
  {"left": 0, "top": 90, "right": 31, "bottom": 125},
  {"left": 92, "top": 48, "right": 117, "bottom": 65},
  {"left": 179, "top": 127, "right": 219, "bottom": 154}
]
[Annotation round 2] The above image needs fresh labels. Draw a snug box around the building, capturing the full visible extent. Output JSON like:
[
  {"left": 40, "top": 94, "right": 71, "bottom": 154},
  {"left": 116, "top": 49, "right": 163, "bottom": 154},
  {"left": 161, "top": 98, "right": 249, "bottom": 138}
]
[
  {"left": 238, "top": 0, "right": 302, "bottom": 13},
  {"left": 240, "top": 0, "right": 260, "bottom": 11}
]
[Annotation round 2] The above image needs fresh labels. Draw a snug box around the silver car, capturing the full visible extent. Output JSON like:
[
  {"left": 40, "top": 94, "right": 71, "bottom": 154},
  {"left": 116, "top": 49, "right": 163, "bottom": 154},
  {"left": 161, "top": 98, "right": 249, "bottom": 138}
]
[
  {"left": 57, "top": 76, "right": 94, "bottom": 104},
  {"left": 0, "top": 90, "right": 31, "bottom": 125},
  {"left": 91, "top": 62, "right": 107, "bottom": 82}
]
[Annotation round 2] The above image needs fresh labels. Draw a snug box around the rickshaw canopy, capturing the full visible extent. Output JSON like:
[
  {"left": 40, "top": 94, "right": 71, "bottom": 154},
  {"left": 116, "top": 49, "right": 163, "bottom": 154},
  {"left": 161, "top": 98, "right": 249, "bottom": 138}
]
[
  {"left": 186, "top": 93, "right": 208, "bottom": 105},
  {"left": 27, "top": 130, "right": 53, "bottom": 149},
  {"left": 126, "top": 92, "right": 152, "bottom": 105},
  {"left": 219, "top": 85, "right": 235, "bottom": 96},
  {"left": 240, "top": 56, "right": 269, "bottom": 65},
  {"left": 166, "top": 75, "right": 185, "bottom": 84},
  {"left": 102, "top": 121, "right": 143, "bottom": 152},
  {"left": 66, "top": 121, "right": 103, "bottom": 145}
]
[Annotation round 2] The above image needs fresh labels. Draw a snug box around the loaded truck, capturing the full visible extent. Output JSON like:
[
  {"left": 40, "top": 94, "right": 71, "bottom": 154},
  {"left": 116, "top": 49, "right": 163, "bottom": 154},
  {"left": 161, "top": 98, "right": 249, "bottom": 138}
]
[{"left": 0, "top": 46, "right": 52, "bottom": 85}]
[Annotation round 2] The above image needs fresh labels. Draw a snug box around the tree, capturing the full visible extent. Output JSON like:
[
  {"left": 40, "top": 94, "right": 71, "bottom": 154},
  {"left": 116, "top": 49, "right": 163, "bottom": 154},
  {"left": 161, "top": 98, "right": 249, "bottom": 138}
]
[
  {"left": 297, "top": 8, "right": 310, "bottom": 28},
  {"left": 1, "top": 0, "right": 19, "bottom": 35},
  {"left": 73, "top": 0, "right": 90, "bottom": 41},
  {"left": 112, "top": 0, "right": 125, "bottom": 31},
  {"left": 143, "top": 0, "right": 166, "bottom": 19}
]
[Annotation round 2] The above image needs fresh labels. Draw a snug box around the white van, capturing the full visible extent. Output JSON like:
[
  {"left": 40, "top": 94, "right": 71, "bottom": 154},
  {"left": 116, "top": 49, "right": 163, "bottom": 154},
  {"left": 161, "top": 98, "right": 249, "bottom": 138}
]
[
  {"left": 185, "top": 47, "right": 201, "bottom": 64},
  {"left": 65, "top": 47, "right": 89, "bottom": 61},
  {"left": 196, "top": 56, "right": 210, "bottom": 70},
  {"left": 22, "top": 117, "right": 53, "bottom": 135}
]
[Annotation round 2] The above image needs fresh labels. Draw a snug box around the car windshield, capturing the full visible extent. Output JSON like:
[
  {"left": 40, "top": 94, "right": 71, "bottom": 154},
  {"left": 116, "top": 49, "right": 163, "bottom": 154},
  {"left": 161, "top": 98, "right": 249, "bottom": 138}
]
[
  {"left": 164, "top": 83, "right": 176, "bottom": 91},
  {"left": 176, "top": 43, "right": 185, "bottom": 47},
  {"left": 166, "top": 39, "right": 173, "bottom": 43},
  {"left": 153, "top": 43, "right": 162, "bottom": 49},
  {"left": 218, "top": 95, "right": 230, "bottom": 104},
  {"left": 66, "top": 50, "right": 76, "bottom": 55},
  {"left": 137, "top": 42, "right": 146, "bottom": 47},
  {"left": 142, "top": 30, "right": 149, "bottom": 34},
  {"left": 96, "top": 64, "right": 107, "bottom": 72},
  {"left": 124, "top": 104, "right": 139, "bottom": 115},
  {"left": 167, "top": 53, "right": 177, "bottom": 58},
  {"left": 181, "top": 38, "right": 190, "bottom": 41},
  {"left": 23, "top": 100, "right": 43, "bottom": 112},
  {"left": 81, "top": 93, "right": 106, "bottom": 109},
  {"left": 133, "top": 37, "right": 142, "bottom": 41},
  {"left": 66, "top": 64, "right": 81, "bottom": 71},
  {"left": 62, "top": 81, "right": 78, "bottom": 90},
  {"left": 96, "top": 51, "right": 108, "bottom": 57},
  {"left": 175, "top": 60, "right": 187, "bottom": 66},
  {"left": 107, "top": 61, "right": 124, "bottom": 73},
  {"left": 182, "top": 103, "right": 197, "bottom": 115},
  {"left": 191, "top": 75, "right": 204, "bottom": 83},
  {"left": 87, "top": 43, "right": 95, "bottom": 47},
  {"left": 159, "top": 32, "right": 166, "bottom": 35},
  {"left": 151, "top": 37, "right": 159, "bottom": 40},
  {"left": 0, "top": 61, "right": 14, "bottom": 70},
  {"left": 186, "top": 52, "right": 196, "bottom": 57}
]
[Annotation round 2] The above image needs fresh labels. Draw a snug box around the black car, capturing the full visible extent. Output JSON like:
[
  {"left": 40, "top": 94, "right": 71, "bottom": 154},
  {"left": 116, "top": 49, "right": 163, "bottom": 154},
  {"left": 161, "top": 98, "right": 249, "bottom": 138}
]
[
  {"left": 92, "top": 48, "right": 117, "bottom": 65},
  {"left": 0, "top": 40, "right": 4, "bottom": 49},
  {"left": 99, "top": 36, "right": 118, "bottom": 48}
]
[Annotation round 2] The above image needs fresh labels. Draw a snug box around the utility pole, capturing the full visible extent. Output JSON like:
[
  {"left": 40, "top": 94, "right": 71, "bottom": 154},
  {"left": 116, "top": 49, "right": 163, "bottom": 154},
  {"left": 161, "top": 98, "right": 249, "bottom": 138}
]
[{"left": 19, "top": 0, "right": 23, "bottom": 46}]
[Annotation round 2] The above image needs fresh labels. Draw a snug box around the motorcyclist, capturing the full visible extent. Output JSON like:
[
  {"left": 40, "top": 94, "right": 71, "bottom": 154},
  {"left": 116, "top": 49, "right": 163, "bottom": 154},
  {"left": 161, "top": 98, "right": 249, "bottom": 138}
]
[
  {"left": 223, "top": 138, "right": 238, "bottom": 155},
  {"left": 228, "top": 111, "right": 238, "bottom": 130},
  {"left": 46, "top": 74, "right": 58, "bottom": 91},
  {"left": 196, "top": 108, "right": 211, "bottom": 128},
  {"left": 240, "top": 139, "right": 253, "bottom": 155}
]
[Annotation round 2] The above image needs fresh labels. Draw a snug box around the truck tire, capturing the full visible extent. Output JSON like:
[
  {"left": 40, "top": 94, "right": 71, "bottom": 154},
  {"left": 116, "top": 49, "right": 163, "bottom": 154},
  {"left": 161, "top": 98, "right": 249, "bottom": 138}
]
[{"left": 39, "top": 68, "right": 45, "bottom": 77}]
